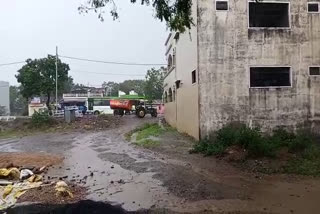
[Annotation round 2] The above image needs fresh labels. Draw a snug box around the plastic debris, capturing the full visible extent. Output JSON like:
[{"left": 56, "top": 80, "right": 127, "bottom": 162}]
[
  {"left": 55, "top": 181, "right": 73, "bottom": 198},
  {"left": 2, "top": 185, "right": 13, "bottom": 199},
  {"left": 0, "top": 168, "right": 20, "bottom": 180},
  {"left": 0, "top": 180, "right": 13, "bottom": 186},
  {"left": 27, "top": 174, "right": 43, "bottom": 183},
  {"left": 0, "top": 181, "right": 42, "bottom": 210},
  {"left": 20, "top": 169, "right": 34, "bottom": 180}
]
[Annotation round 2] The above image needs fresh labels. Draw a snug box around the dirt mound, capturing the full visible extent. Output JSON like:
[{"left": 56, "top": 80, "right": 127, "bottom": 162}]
[
  {"left": 17, "top": 183, "right": 86, "bottom": 205},
  {"left": 0, "top": 152, "right": 63, "bottom": 169}
]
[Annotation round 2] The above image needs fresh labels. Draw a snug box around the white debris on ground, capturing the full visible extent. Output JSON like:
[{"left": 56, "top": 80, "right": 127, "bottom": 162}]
[{"left": 0, "top": 167, "right": 45, "bottom": 210}]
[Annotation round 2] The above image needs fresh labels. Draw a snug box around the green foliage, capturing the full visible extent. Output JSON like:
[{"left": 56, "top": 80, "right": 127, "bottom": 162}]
[
  {"left": 0, "top": 106, "right": 6, "bottom": 116},
  {"left": 285, "top": 145, "right": 320, "bottom": 176},
  {"left": 10, "top": 86, "right": 28, "bottom": 116},
  {"left": 79, "top": 0, "right": 193, "bottom": 32},
  {"left": 192, "top": 123, "right": 315, "bottom": 158},
  {"left": 144, "top": 68, "right": 164, "bottom": 102},
  {"left": 134, "top": 139, "right": 160, "bottom": 148},
  {"left": 31, "top": 111, "right": 56, "bottom": 128},
  {"left": 136, "top": 123, "right": 163, "bottom": 141},
  {"left": 16, "top": 55, "right": 71, "bottom": 108}
]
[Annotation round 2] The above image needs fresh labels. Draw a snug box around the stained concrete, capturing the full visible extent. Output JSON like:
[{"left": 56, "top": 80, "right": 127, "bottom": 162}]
[{"left": 198, "top": 0, "right": 320, "bottom": 137}]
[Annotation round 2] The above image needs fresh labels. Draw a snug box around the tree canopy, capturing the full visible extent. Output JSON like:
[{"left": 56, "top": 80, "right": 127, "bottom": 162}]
[
  {"left": 16, "top": 55, "right": 72, "bottom": 108},
  {"left": 79, "top": 0, "right": 193, "bottom": 32},
  {"left": 10, "top": 86, "right": 28, "bottom": 116},
  {"left": 144, "top": 67, "right": 164, "bottom": 101}
]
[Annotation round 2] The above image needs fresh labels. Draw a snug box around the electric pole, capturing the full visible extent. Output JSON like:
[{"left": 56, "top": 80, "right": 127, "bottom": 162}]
[{"left": 55, "top": 46, "right": 58, "bottom": 109}]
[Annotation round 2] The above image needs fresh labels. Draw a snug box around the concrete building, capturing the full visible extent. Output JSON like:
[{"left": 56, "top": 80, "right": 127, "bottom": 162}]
[
  {"left": 163, "top": 0, "right": 320, "bottom": 139},
  {"left": 0, "top": 81, "right": 10, "bottom": 115}
]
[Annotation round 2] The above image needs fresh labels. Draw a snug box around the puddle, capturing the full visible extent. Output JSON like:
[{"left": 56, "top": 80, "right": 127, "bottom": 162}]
[{"left": 45, "top": 133, "right": 176, "bottom": 211}]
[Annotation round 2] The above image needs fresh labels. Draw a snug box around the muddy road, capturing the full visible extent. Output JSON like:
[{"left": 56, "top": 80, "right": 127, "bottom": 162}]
[{"left": 1, "top": 116, "right": 320, "bottom": 214}]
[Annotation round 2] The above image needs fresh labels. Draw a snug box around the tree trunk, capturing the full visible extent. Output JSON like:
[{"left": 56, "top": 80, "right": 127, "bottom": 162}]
[{"left": 46, "top": 93, "right": 51, "bottom": 110}]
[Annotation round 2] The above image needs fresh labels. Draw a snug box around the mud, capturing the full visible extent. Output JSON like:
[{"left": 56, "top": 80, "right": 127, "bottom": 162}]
[{"left": 0, "top": 116, "right": 320, "bottom": 213}]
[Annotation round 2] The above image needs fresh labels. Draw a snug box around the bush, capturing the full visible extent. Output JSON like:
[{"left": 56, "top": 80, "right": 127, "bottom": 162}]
[
  {"left": 192, "top": 123, "right": 316, "bottom": 159},
  {"left": 31, "top": 111, "right": 56, "bottom": 128}
]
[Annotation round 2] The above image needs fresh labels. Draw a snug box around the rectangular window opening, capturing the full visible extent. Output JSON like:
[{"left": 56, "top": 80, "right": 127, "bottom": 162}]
[
  {"left": 216, "top": 0, "right": 228, "bottom": 11},
  {"left": 192, "top": 70, "right": 196, "bottom": 84},
  {"left": 310, "top": 67, "right": 320, "bottom": 76},
  {"left": 308, "top": 3, "right": 319, "bottom": 13},
  {"left": 249, "top": 2, "right": 290, "bottom": 28},
  {"left": 250, "top": 67, "right": 291, "bottom": 88}
]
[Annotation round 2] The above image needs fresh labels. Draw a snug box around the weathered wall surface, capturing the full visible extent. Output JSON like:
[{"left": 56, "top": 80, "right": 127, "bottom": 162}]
[
  {"left": 198, "top": 0, "right": 320, "bottom": 137},
  {"left": 164, "top": 0, "right": 199, "bottom": 139}
]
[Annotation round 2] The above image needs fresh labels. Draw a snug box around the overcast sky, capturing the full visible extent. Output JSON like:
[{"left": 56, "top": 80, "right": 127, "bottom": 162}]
[{"left": 0, "top": 0, "right": 168, "bottom": 87}]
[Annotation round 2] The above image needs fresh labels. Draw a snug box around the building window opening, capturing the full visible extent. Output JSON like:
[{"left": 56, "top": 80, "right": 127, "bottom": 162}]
[
  {"left": 216, "top": 0, "right": 228, "bottom": 11},
  {"left": 168, "top": 55, "right": 173, "bottom": 70},
  {"left": 168, "top": 88, "right": 173, "bottom": 102},
  {"left": 310, "top": 67, "right": 320, "bottom": 76},
  {"left": 192, "top": 70, "right": 196, "bottom": 84},
  {"left": 164, "top": 91, "right": 168, "bottom": 103},
  {"left": 250, "top": 67, "right": 291, "bottom": 88},
  {"left": 175, "top": 80, "right": 181, "bottom": 89},
  {"left": 308, "top": 3, "right": 319, "bottom": 13},
  {"left": 249, "top": 2, "right": 290, "bottom": 28}
]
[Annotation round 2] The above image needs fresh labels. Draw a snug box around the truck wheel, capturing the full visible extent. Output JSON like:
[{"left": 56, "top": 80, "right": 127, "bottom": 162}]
[
  {"left": 113, "top": 110, "right": 119, "bottom": 116},
  {"left": 94, "top": 111, "right": 100, "bottom": 115},
  {"left": 119, "top": 110, "right": 124, "bottom": 117},
  {"left": 137, "top": 108, "right": 146, "bottom": 118}
]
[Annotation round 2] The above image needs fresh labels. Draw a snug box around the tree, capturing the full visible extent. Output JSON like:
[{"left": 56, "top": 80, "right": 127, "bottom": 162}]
[
  {"left": 79, "top": 0, "right": 193, "bottom": 32},
  {"left": 144, "top": 67, "right": 164, "bottom": 102},
  {"left": 119, "top": 80, "right": 145, "bottom": 95},
  {"left": 16, "top": 55, "right": 71, "bottom": 109},
  {"left": 0, "top": 106, "right": 6, "bottom": 116},
  {"left": 10, "top": 86, "right": 28, "bottom": 116},
  {"left": 102, "top": 81, "right": 120, "bottom": 96}
]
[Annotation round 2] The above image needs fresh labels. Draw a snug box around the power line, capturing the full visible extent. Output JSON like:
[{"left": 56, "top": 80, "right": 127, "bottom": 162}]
[
  {"left": 60, "top": 55, "right": 166, "bottom": 66},
  {"left": 0, "top": 61, "right": 25, "bottom": 67},
  {"left": 71, "top": 69, "right": 145, "bottom": 77}
]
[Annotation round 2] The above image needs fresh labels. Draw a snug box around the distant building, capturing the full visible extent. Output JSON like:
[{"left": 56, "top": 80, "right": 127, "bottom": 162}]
[{"left": 0, "top": 81, "right": 10, "bottom": 115}]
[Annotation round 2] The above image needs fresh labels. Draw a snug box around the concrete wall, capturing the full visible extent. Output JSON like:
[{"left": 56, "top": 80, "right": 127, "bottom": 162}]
[
  {"left": 0, "top": 81, "right": 10, "bottom": 115},
  {"left": 164, "top": 0, "right": 199, "bottom": 139},
  {"left": 198, "top": 0, "right": 320, "bottom": 137}
]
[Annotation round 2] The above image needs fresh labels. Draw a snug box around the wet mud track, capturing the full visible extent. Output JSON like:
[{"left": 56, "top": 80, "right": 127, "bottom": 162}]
[{"left": 1, "top": 116, "right": 320, "bottom": 214}]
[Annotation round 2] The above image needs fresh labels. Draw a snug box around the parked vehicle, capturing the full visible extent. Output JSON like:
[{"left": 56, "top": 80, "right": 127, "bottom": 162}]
[
  {"left": 60, "top": 100, "right": 87, "bottom": 114},
  {"left": 87, "top": 98, "right": 113, "bottom": 115},
  {"left": 110, "top": 99, "right": 157, "bottom": 118}
]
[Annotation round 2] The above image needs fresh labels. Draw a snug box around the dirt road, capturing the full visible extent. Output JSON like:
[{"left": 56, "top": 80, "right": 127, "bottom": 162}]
[{"left": 1, "top": 116, "right": 320, "bottom": 213}]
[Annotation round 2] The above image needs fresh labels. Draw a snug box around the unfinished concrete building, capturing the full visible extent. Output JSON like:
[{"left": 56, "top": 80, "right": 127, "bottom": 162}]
[{"left": 163, "top": 0, "right": 320, "bottom": 139}]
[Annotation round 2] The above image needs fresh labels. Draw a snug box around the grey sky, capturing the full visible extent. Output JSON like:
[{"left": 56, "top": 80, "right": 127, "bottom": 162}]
[{"left": 0, "top": 0, "right": 168, "bottom": 87}]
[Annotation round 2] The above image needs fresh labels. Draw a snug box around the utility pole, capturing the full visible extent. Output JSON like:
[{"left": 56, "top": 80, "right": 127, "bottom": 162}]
[{"left": 55, "top": 46, "right": 58, "bottom": 109}]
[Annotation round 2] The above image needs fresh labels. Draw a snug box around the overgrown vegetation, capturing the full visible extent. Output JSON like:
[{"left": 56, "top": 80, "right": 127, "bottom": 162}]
[
  {"left": 134, "top": 139, "right": 160, "bottom": 148},
  {"left": 31, "top": 111, "right": 56, "bottom": 128},
  {"left": 191, "top": 123, "right": 320, "bottom": 176},
  {"left": 125, "top": 123, "right": 175, "bottom": 148}
]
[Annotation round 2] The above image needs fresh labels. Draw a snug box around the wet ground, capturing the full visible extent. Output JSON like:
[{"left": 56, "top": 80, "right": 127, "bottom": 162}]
[{"left": 1, "top": 116, "right": 320, "bottom": 214}]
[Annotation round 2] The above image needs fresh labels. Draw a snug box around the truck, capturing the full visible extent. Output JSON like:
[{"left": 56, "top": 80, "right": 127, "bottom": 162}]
[{"left": 110, "top": 99, "right": 157, "bottom": 118}]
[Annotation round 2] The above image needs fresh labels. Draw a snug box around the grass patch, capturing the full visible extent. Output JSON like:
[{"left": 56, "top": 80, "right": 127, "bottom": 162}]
[
  {"left": 191, "top": 123, "right": 320, "bottom": 176},
  {"left": 134, "top": 139, "right": 160, "bottom": 148},
  {"left": 125, "top": 123, "right": 172, "bottom": 142},
  {"left": 284, "top": 145, "right": 320, "bottom": 176},
  {"left": 136, "top": 124, "right": 164, "bottom": 141}
]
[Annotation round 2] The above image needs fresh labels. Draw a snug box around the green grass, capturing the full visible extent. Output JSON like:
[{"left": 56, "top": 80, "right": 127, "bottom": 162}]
[
  {"left": 134, "top": 139, "right": 160, "bottom": 148},
  {"left": 136, "top": 123, "right": 164, "bottom": 141},
  {"left": 125, "top": 123, "right": 170, "bottom": 142},
  {"left": 284, "top": 145, "right": 320, "bottom": 176},
  {"left": 191, "top": 123, "right": 320, "bottom": 176}
]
